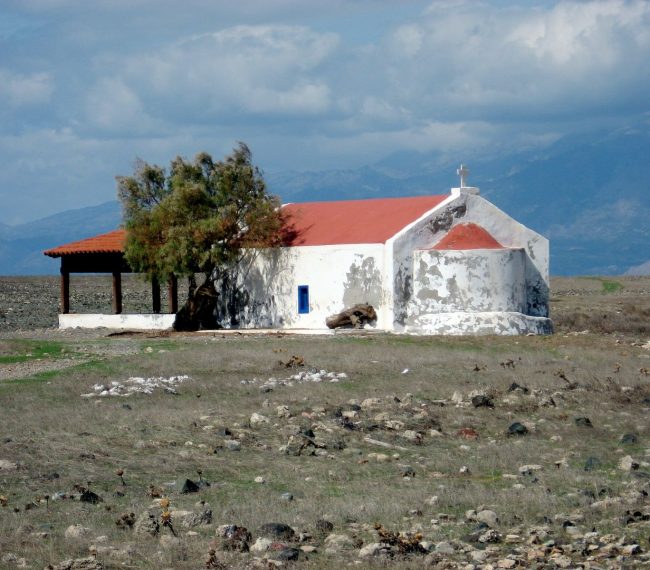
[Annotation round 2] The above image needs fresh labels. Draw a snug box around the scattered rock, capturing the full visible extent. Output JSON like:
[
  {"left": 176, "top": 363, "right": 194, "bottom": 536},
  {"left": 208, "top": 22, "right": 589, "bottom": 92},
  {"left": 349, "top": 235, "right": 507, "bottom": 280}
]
[
  {"left": 359, "top": 542, "right": 383, "bottom": 557},
  {"left": 258, "top": 523, "right": 295, "bottom": 541},
  {"left": 476, "top": 509, "right": 499, "bottom": 527},
  {"left": 79, "top": 488, "right": 102, "bottom": 504},
  {"left": 478, "top": 529, "right": 502, "bottom": 543},
  {"left": 134, "top": 512, "right": 160, "bottom": 537},
  {"left": 399, "top": 465, "right": 416, "bottom": 478},
  {"left": 46, "top": 557, "right": 103, "bottom": 570},
  {"left": 471, "top": 395, "right": 494, "bottom": 408},
  {"left": 519, "top": 464, "right": 543, "bottom": 476},
  {"left": 179, "top": 507, "right": 212, "bottom": 527},
  {"left": 551, "top": 554, "right": 573, "bottom": 568},
  {"left": 0, "top": 459, "right": 18, "bottom": 471},
  {"left": 276, "top": 405, "right": 291, "bottom": 418},
  {"left": 435, "top": 541, "right": 455, "bottom": 554},
  {"left": 250, "top": 537, "right": 273, "bottom": 553},
  {"left": 324, "top": 533, "right": 356, "bottom": 553},
  {"left": 584, "top": 456, "right": 602, "bottom": 471},
  {"left": 64, "top": 524, "right": 91, "bottom": 539},
  {"left": 215, "top": 525, "right": 251, "bottom": 552},
  {"left": 400, "top": 430, "right": 423, "bottom": 444},
  {"left": 361, "top": 398, "right": 382, "bottom": 409},
  {"left": 621, "top": 543, "right": 642, "bottom": 555},
  {"left": 224, "top": 439, "right": 241, "bottom": 451},
  {"left": 180, "top": 479, "right": 200, "bottom": 493},
  {"left": 619, "top": 455, "right": 640, "bottom": 471},
  {"left": 250, "top": 412, "right": 270, "bottom": 426},
  {"left": 272, "top": 547, "right": 300, "bottom": 562},
  {"left": 575, "top": 417, "right": 593, "bottom": 428},
  {"left": 621, "top": 433, "right": 639, "bottom": 445},
  {"left": 507, "top": 422, "right": 528, "bottom": 436}
]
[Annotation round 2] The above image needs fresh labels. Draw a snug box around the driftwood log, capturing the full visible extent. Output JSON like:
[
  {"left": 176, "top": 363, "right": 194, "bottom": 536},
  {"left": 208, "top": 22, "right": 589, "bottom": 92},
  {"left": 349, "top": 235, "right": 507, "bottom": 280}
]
[{"left": 326, "top": 304, "right": 377, "bottom": 329}]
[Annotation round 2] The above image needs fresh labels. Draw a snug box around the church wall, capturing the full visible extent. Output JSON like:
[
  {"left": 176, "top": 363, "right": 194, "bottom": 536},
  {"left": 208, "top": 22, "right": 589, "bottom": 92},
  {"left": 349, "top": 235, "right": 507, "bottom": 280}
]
[
  {"left": 388, "top": 192, "right": 550, "bottom": 331},
  {"left": 460, "top": 195, "right": 549, "bottom": 317},
  {"left": 214, "top": 243, "right": 387, "bottom": 329},
  {"left": 388, "top": 193, "right": 469, "bottom": 329},
  {"left": 407, "top": 248, "right": 527, "bottom": 318}
]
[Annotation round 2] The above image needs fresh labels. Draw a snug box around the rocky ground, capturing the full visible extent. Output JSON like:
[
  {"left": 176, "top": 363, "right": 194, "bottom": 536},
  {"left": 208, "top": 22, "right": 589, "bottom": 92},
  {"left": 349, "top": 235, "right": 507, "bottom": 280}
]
[{"left": 0, "top": 276, "right": 649, "bottom": 569}]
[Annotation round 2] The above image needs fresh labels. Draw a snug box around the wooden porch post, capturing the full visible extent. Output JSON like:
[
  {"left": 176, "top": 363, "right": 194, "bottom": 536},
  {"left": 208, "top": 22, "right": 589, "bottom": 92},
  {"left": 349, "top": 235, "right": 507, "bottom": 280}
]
[
  {"left": 112, "top": 271, "right": 122, "bottom": 314},
  {"left": 168, "top": 275, "right": 178, "bottom": 314},
  {"left": 60, "top": 261, "right": 70, "bottom": 314},
  {"left": 152, "top": 277, "right": 161, "bottom": 314}
]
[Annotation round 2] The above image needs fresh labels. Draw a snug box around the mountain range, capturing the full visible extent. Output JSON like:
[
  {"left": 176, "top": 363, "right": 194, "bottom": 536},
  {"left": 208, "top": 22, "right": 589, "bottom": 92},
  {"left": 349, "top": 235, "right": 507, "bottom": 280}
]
[{"left": 1, "top": 125, "right": 648, "bottom": 276}]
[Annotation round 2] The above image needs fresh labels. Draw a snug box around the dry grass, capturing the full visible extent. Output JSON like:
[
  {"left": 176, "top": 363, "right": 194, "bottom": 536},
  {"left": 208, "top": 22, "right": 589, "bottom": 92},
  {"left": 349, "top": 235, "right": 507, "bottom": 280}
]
[{"left": 0, "top": 277, "right": 649, "bottom": 568}]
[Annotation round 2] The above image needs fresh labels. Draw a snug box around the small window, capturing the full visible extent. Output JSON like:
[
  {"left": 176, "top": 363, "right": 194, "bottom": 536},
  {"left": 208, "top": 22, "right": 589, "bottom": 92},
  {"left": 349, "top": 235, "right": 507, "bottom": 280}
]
[{"left": 298, "top": 285, "right": 309, "bottom": 314}]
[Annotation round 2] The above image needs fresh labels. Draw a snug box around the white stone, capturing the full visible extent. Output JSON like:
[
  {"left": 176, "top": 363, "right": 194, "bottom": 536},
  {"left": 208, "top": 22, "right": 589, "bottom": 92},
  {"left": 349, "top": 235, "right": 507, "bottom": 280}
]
[
  {"left": 476, "top": 510, "right": 498, "bottom": 527},
  {"left": 518, "top": 464, "right": 543, "bottom": 475},
  {"left": 324, "top": 533, "right": 356, "bottom": 553},
  {"left": 619, "top": 455, "right": 640, "bottom": 471},
  {"left": 0, "top": 459, "right": 17, "bottom": 471},
  {"left": 400, "top": 430, "right": 422, "bottom": 443},
  {"left": 361, "top": 398, "right": 382, "bottom": 409},
  {"left": 250, "top": 537, "right": 273, "bottom": 553},
  {"left": 358, "top": 542, "right": 383, "bottom": 557},
  {"left": 65, "top": 524, "right": 91, "bottom": 539},
  {"left": 435, "top": 541, "right": 455, "bottom": 554},
  {"left": 250, "top": 413, "right": 270, "bottom": 426}
]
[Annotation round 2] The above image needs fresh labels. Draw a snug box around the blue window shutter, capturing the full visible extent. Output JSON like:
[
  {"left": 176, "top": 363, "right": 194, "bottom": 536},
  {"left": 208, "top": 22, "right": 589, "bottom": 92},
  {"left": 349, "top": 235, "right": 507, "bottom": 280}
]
[{"left": 298, "top": 285, "right": 309, "bottom": 314}]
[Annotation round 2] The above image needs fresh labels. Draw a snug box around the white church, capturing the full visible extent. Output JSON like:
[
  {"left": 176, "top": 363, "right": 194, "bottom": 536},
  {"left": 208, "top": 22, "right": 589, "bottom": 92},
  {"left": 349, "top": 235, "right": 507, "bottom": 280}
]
[
  {"left": 46, "top": 165, "right": 552, "bottom": 335},
  {"left": 216, "top": 165, "right": 552, "bottom": 335}
]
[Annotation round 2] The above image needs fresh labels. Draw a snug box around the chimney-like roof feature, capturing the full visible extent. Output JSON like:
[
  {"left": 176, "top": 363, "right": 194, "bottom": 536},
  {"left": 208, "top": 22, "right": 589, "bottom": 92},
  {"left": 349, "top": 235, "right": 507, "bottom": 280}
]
[{"left": 432, "top": 223, "right": 503, "bottom": 250}]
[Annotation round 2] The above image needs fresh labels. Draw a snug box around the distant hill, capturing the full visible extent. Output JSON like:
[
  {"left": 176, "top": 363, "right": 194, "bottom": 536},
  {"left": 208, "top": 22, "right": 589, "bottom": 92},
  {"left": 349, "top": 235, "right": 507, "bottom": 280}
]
[
  {"left": 1, "top": 125, "right": 648, "bottom": 276},
  {"left": 266, "top": 126, "right": 650, "bottom": 276},
  {"left": 0, "top": 201, "right": 122, "bottom": 275}
]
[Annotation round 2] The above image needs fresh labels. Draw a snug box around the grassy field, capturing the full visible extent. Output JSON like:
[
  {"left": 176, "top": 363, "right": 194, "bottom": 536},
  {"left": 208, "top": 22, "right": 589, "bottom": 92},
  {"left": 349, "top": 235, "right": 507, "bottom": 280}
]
[{"left": 0, "top": 277, "right": 649, "bottom": 569}]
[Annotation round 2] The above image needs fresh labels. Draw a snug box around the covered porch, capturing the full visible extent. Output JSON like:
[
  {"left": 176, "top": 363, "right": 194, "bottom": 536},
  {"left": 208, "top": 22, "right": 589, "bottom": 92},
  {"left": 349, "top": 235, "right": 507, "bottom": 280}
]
[{"left": 44, "top": 230, "right": 178, "bottom": 330}]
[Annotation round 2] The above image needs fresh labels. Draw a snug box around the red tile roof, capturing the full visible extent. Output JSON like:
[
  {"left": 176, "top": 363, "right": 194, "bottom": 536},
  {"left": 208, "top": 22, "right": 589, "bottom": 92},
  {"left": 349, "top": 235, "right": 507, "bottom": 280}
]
[
  {"left": 432, "top": 223, "right": 503, "bottom": 250},
  {"left": 282, "top": 195, "right": 447, "bottom": 246},
  {"left": 44, "top": 229, "right": 127, "bottom": 257},
  {"left": 44, "top": 195, "right": 450, "bottom": 257}
]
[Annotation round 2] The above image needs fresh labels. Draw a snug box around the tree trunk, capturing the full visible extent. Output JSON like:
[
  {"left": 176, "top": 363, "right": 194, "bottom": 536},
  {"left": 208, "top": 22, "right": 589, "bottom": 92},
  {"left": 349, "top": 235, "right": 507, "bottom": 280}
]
[
  {"left": 173, "top": 276, "right": 219, "bottom": 331},
  {"left": 326, "top": 304, "right": 377, "bottom": 329}
]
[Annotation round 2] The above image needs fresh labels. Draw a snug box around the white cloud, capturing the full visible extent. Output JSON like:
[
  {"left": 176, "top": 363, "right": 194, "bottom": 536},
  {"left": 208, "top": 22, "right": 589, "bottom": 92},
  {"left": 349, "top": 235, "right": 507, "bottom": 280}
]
[
  {"left": 380, "top": 0, "right": 650, "bottom": 118},
  {"left": 2, "top": 1, "right": 650, "bottom": 224},
  {"left": 85, "top": 77, "right": 153, "bottom": 132},
  {"left": 0, "top": 69, "right": 53, "bottom": 106},
  {"left": 119, "top": 25, "right": 339, "bottom": 118}
]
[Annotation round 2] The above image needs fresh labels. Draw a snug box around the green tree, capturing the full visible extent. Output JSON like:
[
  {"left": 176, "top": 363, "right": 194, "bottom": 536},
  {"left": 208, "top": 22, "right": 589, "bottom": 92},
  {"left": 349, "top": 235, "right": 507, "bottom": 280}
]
[{"left": 117, "top": 143, "right": 286, "bottom": 330}]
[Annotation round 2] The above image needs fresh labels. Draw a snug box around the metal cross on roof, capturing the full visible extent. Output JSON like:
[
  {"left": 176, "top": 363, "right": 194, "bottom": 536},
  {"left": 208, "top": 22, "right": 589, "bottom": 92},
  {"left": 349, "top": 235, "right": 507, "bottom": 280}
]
[{"left": 457, "top": 164, "right": 469, "bottom": 188}]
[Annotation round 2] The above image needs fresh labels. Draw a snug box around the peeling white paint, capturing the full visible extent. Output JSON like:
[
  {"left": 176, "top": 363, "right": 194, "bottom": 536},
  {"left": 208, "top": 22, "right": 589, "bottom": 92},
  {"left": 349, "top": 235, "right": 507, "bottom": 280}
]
[
  {"left": 402, "top": 311, "right": 553, "bottom": 336},
  {"left": 216, "top": 244, "right": 387, "bottom": 330}
]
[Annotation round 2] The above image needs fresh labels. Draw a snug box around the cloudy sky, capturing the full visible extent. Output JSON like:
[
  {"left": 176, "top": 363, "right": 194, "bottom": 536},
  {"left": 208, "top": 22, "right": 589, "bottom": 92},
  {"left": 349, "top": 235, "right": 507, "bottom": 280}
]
[{"left": 1, "top": 0, "right": 649, "bottom": 224}]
